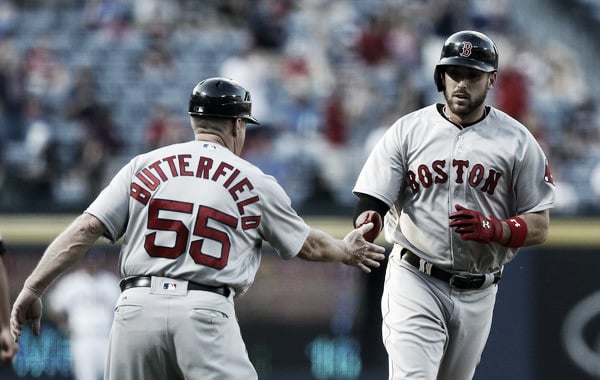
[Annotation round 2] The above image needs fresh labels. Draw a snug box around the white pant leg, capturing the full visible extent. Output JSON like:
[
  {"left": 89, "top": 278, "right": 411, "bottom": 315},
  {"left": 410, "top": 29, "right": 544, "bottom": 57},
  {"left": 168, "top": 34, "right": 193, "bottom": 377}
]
[
  {"left": 105, "top": 288, "right": 179, "bottom": 380},
  {"left": 382, "top": 252, "right": 448, "bottom": 379},
  {"left": 382, "top": 251, "right": 497, "bottom": 380},
  {"left": 438, "top": 284, "right": 497, "bottom": 380},
  {"left": 105, "top": 288, "right": 257, "bottom": 380},
  {"left": 170, "top": 291, "right": 258, "bottom": 380}
]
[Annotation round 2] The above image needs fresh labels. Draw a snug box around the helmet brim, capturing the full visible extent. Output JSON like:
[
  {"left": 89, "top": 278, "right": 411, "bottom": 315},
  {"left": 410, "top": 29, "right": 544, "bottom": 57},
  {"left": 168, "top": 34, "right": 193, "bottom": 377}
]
[
  {"left": 244, "top": 116, "right": 261, "bottom": 125},
  {"left": 188, "top": 112, "right": 261, "bottom": 125},
  {"left": 436, "top": 57, "right": 497, "bottom": 73}
]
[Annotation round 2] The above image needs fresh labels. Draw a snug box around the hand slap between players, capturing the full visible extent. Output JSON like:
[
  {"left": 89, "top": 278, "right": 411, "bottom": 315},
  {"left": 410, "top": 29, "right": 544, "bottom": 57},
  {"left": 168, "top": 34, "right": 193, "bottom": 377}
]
[
  {"left": 342, "top": 223, "right": 386, "bottom": 273},
  {"left": 10, "top": 287, "right": 43, "bottom": 343},
  {"left": 354, "top": 210, "right": 383, "bottom": 243},
  {"left": 448, "top": 204, "right": 503, "bottom": 244}
]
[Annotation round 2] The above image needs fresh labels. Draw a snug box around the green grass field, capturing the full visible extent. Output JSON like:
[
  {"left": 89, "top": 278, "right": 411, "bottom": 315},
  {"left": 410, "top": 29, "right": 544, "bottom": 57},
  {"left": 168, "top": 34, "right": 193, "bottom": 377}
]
[{"left": 1, "top": 214, "right": 599, "bottom": 247}]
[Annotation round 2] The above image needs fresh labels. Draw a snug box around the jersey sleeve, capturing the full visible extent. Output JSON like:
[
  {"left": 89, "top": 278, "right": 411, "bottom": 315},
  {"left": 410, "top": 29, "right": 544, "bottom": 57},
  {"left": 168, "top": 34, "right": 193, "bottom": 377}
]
[
  {"left": 256, "top": 176, "right": 310, "bottom": 259},
  {"left": 513, "top": 137, "right": 556, "bottom": 214},
  {"left": 353, "top": 121, "right": 405, "bottom": 206},
  {"left": 85, "top": 162, "right": 134, "bottom": 242}
]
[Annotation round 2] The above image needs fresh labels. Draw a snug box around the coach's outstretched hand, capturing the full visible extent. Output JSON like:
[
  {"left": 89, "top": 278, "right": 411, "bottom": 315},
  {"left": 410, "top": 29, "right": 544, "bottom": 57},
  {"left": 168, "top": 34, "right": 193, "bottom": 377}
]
[
  {"left": 297, "top": 224, "right": 386, "bottom": 273},
  {"left": 10, "top": 287, "right": 42, "bottom": 343},
  {"left": 342, "top": 223, "right": 387, "bottom": 273}
]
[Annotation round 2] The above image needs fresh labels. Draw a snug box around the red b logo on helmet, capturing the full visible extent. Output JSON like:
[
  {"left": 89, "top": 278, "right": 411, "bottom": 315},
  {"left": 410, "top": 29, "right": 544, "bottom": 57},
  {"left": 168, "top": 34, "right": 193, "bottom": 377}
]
[{"left": 460, "top": 41, "right": 472, "bottom": 57}]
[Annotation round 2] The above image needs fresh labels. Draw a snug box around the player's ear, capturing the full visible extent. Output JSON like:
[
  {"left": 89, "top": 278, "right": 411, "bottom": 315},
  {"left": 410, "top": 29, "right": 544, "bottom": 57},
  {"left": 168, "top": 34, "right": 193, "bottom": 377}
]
[{"left": 488, "top": 72, "right": 497, "bottom": 89}]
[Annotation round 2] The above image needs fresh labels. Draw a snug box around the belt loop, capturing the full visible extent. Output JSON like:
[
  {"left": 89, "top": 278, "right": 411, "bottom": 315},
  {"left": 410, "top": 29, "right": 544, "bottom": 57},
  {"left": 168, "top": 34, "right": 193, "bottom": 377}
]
[
  {"left": 419, "top": 259, "right": 433, "bottom": 275},
  {"left": 481, "top": 273, "right": 495, "bottom": 288}
]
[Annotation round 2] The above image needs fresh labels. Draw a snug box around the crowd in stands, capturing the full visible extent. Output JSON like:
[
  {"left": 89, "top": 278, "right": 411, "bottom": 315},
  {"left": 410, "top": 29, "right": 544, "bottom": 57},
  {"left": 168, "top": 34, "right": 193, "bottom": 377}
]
[{"left": 0, "top": 0, "right": 598, "bottom": 215}]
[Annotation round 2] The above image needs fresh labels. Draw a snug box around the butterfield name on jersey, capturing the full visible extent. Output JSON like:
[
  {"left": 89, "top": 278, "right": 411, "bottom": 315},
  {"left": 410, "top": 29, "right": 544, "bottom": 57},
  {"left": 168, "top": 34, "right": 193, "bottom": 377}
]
[
  {"left": 129, "top": 151, "right": 261, "bottom": 230},
  {"left": 407, "top": 159, "right": 502, "bottom": 195}
]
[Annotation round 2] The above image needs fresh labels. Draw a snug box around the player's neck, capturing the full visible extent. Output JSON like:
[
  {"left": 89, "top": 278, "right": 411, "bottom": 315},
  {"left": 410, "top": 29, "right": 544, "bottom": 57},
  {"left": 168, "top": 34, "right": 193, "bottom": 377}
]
[{"left": 443, "top": 105, "right": 488, "bottom": 126}]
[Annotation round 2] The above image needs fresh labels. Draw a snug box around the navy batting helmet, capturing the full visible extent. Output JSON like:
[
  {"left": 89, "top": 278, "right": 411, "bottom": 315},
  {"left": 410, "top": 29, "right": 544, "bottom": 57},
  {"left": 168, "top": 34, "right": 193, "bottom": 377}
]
[
  {"left": 434, "top": 30, "right": 498, "bottom": 91},
  {"left": 188, "top": 77, "right": 260, "bottom": 124}
]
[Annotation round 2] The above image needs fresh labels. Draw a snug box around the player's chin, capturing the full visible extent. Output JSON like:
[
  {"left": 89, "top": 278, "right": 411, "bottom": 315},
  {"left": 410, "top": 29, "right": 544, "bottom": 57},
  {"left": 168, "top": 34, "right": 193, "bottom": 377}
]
[{"left": 450, "top": 100, "right": 471, "bottom": 113}]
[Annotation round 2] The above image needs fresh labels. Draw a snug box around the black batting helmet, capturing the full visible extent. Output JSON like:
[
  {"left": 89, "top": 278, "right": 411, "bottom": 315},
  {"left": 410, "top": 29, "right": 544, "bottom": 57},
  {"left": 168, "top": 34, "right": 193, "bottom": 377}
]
[
  {"left": 434, "top": 30, "right": 498, "bottom": 91},
  {"left": 188, "top": 77, "right": 260, "bottom": 124}
]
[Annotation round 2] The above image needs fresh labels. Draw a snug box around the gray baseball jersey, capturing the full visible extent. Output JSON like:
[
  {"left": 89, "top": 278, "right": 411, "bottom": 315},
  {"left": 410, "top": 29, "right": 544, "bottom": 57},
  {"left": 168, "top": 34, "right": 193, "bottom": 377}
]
[
  {"left": 353, "top": 103, "right": 555, "bottom": 273},
  {"left": 86, "top": 140, "right": 310, "bottom": 296}
]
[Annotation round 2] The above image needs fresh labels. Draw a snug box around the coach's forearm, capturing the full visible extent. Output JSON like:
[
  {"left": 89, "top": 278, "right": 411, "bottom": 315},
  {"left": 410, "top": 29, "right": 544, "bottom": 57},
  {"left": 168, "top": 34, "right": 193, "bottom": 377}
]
[
  {"left": 24, "top": 213, "right": 106, "bottom": 295},
  {"left": 297, "top": 229, "right": 346, "bottom": 263}
]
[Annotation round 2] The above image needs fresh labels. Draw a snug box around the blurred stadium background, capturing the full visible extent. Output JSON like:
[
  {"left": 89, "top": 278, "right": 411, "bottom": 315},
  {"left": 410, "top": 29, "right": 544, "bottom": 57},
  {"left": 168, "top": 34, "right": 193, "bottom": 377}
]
[{"left": 1, "top": 0, "right": 600, "bottom": 379}]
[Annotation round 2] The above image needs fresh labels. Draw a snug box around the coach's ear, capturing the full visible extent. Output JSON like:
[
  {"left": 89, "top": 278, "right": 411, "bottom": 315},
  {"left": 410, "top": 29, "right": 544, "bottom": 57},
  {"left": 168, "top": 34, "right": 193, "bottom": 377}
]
[{"left": 231, "top": 119, "right": 239, "bottom": 137}]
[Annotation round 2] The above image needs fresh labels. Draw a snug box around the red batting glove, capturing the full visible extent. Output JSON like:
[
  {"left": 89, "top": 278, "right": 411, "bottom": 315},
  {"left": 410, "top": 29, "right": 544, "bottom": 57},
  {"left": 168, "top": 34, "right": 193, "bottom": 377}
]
[
  {"left": 355, "top": 211, "right": 383, "bottom": 243},
  {"left": 448, "top": 204, "right": 503, "bottom": 244}
]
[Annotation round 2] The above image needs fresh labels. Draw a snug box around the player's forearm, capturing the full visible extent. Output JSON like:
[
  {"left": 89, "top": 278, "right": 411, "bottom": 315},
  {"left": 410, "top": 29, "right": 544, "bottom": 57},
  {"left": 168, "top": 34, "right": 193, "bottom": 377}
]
[
  {"left": 496, "top": 209, "right": 549, "bottom": 247},
  {"left": 449, "top": 205, "right": 550, "bottom": 247},
  {"left": 297, "top": 229, "right": 346, "bottom": 263},
  {"left": 511, "top": 209, "right": 550, "bottom": 246},
  {"left": 24, "top": 214, "right": 106, "bottom": 295}
]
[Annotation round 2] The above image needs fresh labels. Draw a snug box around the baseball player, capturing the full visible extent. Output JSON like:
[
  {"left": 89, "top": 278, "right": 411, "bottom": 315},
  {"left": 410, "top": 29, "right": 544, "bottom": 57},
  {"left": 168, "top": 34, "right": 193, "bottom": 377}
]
[
  {"left": 353, "top": 30, "right": 555, "bottom": 379},
  {"left": 10, "top": 77, "right": 386, "bottom": 380},
  {"left": 47, "top": 251, "right": 120, "bottom": 380},
  {"left": 0, "top": 232, "right": 18, "bottom": 364}
]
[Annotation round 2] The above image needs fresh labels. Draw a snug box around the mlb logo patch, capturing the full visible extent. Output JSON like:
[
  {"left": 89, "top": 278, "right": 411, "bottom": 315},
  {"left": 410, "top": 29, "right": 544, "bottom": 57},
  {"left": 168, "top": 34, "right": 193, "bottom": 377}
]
[{"left": 151, "top": 276, "right": 187, "bottom": 295}]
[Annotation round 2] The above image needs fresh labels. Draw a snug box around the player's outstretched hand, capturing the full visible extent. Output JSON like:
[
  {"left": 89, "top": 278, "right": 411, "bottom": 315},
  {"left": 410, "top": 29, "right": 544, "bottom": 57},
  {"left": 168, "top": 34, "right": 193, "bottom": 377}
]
[
  {"left": 10, "top": 287, "right": 42, "bottom": 343},
  {"left": 342, "top": 223, "right": 386, "bottom": 273},
  {"left": 449, "top": 204, "right": 502, "bottom": 244},
  {"left": 0, "top": 327, "right": 18, "bottom": 364},
  {"left": 354, "top": 210, "right": 383, "bottom": 243}
]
